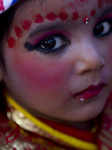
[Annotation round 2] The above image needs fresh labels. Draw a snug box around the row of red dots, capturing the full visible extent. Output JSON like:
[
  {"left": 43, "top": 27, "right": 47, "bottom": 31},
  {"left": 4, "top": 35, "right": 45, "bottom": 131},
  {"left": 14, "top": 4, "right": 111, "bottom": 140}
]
[
  {"left": 8, "top": 0, "right": 112, "bottom": 48},
  {"left": 8, "top": 9, "right": 96, "bottom": 48},
  {"left": 15, "top": 9, "right": 96, "bottom": 38}
]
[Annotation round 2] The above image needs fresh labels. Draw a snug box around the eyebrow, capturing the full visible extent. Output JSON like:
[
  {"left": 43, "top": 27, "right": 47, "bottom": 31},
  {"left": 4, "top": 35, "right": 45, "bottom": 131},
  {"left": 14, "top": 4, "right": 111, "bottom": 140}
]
[
  {"left": 98, "top": 5, "right": 112, "bottom": 19},
  {"left": 28, "top": 21, "right": 69, "bottom": 38}
]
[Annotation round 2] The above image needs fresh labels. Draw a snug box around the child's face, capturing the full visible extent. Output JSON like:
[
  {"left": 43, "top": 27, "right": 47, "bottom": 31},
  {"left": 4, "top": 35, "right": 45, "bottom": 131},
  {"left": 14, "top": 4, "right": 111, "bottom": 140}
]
[{"left": 2, "top": 0, "right": 112, "bottom": 122}]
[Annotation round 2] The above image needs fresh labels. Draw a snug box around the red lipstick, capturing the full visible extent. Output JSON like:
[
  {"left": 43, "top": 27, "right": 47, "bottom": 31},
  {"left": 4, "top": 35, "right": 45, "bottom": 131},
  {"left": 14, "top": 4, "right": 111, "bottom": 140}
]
[{"left": 74, "top": 83, "right": 105, "bottom": 100}]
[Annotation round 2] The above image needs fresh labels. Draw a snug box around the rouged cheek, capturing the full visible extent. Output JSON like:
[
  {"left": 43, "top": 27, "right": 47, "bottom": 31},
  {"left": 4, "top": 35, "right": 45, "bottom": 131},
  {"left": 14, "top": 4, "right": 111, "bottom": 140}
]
[{"left": 13, "top": 57, "right": 68, "bottom": 91}]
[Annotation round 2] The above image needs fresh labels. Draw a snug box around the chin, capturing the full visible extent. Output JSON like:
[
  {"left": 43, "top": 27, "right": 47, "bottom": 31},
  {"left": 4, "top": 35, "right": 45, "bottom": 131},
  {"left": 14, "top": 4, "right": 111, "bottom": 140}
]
[
  {"left": 78, "top": 110, "right": 103, "bottom": 121},
  {"left": 68, "top": 107, "right": 104, "bottom": 122}
]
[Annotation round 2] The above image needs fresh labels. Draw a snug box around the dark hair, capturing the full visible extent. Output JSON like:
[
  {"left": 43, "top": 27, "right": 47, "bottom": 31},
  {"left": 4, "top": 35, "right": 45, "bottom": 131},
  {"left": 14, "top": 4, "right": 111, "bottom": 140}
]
[
  {"left": 0, "top": 0, "right": 42, "bottom": 112},
  {"left": 0, "top": 0, "right": 24, "bottom": 112},
  {"left": 0, "top": 0, "right": 29, "bottom": 68},
  {"left": 0, "top": 0, "right": 40, "bottom": 67}
]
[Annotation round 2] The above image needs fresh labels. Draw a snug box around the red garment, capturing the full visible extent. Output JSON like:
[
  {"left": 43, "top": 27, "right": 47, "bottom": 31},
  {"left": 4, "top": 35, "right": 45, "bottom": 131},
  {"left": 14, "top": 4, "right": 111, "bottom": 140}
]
[
  {"left": 98, "top": 93, "right": 112, "bottom": 149},
  {"left": 0, "top": 94, "right": 112, "bottom": 150}
]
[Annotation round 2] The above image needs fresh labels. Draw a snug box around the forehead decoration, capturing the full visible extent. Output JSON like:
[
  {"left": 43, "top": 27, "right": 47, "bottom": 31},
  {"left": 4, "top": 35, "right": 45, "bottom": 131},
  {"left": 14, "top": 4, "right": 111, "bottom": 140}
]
[
  {"left": 0, "top": 0, "right": 19, "bottom": 14},
  {"left": 83, "top": 16, "right": 90, "bottom": 24}
]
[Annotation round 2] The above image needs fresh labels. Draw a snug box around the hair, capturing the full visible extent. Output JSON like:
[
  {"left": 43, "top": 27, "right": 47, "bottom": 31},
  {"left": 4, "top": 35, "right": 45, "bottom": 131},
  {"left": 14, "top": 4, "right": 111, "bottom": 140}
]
[
  {"left": 0, "top": 0, "right": 42, "bottom": 68},
  {"left": 0, "top": 0, "right": 26, "bottom": 112},
  {"left": 0, "top": 0, "right": 43, "bottom": 112},
  {"left": 0, "top": 0, "right": 26, "bottom": 67}
]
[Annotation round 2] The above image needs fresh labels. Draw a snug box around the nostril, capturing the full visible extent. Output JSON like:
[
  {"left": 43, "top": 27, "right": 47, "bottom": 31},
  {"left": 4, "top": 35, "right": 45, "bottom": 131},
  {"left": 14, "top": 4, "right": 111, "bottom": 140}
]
[
  {"left": 81, "top": 70, "right": 91, "bottom": 75},
  {"left": 75, "top": 55, "right": 105, "bottom": 75}
]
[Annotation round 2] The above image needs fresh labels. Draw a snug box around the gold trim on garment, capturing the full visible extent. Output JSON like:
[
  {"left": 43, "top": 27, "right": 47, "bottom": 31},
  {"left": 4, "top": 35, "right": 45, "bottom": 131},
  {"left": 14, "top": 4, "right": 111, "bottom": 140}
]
[{"left": 6, "top": 94, "right": 98, "bottom": 150}]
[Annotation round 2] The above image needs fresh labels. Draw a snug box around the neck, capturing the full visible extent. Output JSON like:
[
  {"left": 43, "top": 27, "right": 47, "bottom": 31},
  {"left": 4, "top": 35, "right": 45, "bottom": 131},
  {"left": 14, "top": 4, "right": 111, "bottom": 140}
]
[{"left": 35, "top": 113, "right": 98, "bottom": 131}]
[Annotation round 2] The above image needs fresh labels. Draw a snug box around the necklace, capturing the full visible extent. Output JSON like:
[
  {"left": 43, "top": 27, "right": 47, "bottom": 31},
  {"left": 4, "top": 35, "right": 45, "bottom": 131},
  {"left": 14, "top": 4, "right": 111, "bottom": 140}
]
[{"left": 6, "top": 94, "right": 98, "bottom": 150}]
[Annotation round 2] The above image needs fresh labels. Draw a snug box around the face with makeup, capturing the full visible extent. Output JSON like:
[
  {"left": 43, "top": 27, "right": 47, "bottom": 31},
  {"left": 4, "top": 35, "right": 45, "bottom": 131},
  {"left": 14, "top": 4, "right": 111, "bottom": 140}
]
[{"left": 1, "top": 0, "right": 112, "bottom": 123}]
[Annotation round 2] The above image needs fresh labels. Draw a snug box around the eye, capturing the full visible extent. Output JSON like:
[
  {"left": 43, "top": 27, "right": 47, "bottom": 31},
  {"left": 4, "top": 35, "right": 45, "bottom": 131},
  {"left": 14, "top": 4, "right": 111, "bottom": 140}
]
[
  {"left": 40, "top": 35, "right": 67, "bottom": 52},
  {"left": 25, "top": 34, "right": 70, "bottom": 54},
  {"left": 93, "top": 18, "right": 112, "bottom": 37}
]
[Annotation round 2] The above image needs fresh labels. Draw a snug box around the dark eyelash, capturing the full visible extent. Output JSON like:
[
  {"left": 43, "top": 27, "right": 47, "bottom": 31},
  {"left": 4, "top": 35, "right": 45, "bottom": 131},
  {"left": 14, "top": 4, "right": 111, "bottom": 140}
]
[
  {"left": 24, "top": 41, "right": 67, "bottom": 54},
  {"left": 94, "top": 18, "right": 112, "bottom": 37},
  {"left": 24, "top": 41, "right": 40, "bottom": 51},
  {"left": 24, "top": 34, "right": 70, "bottom": 54},
  {"left": 98, "top": 18, "right": 112, "bottom": 25}
]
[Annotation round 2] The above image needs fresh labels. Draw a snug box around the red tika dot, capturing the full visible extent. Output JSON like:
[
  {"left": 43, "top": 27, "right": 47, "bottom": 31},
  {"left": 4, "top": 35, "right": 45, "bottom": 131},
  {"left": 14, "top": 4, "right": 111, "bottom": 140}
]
[
  {"left": 22, "top": 20, "right": 32, "bottom": 30},
  {"left": 58, "top": 11, "right": 68, "bottom": 21},
  {"left": 91, "top": 9, "right": 96, "bottom": 17},
  {"left": 34, "top": 14, "right": 44, "bottom": 23},
  {"left": 72, "top": 12, "right": 79, "bottom": 21},
  {"left": 46, "top": 13, "right": 57, "bottom": 21},
  {"left": 8, "top": 37, "right": 16, "bottom": 48},
  {"left": 98, "top": 0, "right": 104, "bottom": 9},
  {"left": 14, "top": 26, "right": 23, "bottom": 38}
]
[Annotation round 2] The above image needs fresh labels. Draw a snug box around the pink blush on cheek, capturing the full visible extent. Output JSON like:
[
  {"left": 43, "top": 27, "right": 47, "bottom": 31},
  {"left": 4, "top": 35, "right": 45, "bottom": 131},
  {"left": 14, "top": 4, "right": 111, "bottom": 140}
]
[{"left": 14, "top": 56, "right": 68, "bottom": 93}]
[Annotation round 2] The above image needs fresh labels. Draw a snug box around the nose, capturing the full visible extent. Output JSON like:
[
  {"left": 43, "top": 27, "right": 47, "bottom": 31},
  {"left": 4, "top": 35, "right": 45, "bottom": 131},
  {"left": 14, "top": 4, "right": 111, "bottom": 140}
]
[{"left": 74, "top": 40, "right": 105, "bottom": 75}]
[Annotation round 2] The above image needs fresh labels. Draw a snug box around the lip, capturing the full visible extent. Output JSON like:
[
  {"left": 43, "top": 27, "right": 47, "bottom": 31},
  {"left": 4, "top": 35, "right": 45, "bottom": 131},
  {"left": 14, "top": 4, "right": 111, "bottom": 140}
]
[{"left": 73, "top": 82, "right": 106, "bottom": 100}]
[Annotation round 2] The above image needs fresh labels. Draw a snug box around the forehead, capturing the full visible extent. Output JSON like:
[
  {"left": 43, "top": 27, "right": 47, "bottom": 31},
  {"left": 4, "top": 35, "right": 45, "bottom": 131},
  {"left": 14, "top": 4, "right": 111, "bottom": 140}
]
[
  {"left": 13, "top": 0, "right": 111, "bottom": 25},
  {"left": 14, "top": 0, "right": 100, "bottom": 17}
]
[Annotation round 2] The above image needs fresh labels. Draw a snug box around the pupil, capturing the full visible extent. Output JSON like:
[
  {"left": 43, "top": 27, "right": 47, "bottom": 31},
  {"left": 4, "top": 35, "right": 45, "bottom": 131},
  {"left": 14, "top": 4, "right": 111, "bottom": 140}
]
[
  {"left": 94, "top": 24, "right": 104, "bottom": 35},
  {"left": 43, "top": 38, "right": 56, "bottom": 49}
]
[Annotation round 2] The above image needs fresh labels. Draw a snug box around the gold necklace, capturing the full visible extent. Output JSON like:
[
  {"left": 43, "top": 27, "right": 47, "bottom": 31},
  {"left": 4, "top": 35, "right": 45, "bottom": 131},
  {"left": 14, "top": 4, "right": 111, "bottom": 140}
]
[{"left": 6, "top": 94, "right": 98, "bottom": 150}]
